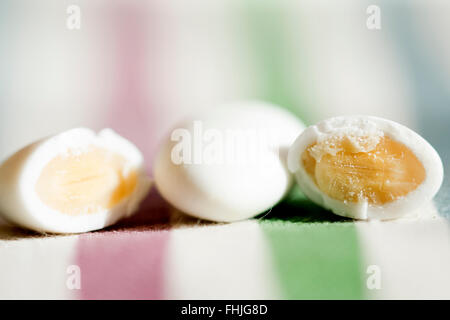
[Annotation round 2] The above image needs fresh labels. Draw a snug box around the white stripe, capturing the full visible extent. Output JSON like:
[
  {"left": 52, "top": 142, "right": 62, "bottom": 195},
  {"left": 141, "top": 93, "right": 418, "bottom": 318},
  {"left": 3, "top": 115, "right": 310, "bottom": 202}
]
[
  {"left": 289, "top": 0, "right": 416, "bottom": 128},
  {"left": 357, "top": 203, "right": 450, "bottom": 299},
  {"left": 164, "top": 220, "right": 281, "bottom": 299},
  {"left": 0, "top": 233, "right": 79, "bottom": 299},
  {"left": 0, "top": 0, "right": 113, "bottom": 161}
]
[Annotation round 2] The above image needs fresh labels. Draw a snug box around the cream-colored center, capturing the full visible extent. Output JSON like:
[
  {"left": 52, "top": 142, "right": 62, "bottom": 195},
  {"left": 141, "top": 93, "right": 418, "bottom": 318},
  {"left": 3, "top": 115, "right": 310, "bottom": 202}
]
[
  {"left": 35, "top": 147, "right": 137, "bottom": 215},
  {"left": 302, "top": 136, "right": 426, "bottom": 205}
]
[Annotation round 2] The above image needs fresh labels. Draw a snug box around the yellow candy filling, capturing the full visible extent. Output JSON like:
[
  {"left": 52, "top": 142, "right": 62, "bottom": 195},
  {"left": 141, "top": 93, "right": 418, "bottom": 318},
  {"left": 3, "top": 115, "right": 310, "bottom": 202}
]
[
  {"left": 302, "top": 135, "right": 425, "bottom": 205},
  {"left": 36, "top": 147, "right": 137, "bottom": 215}
]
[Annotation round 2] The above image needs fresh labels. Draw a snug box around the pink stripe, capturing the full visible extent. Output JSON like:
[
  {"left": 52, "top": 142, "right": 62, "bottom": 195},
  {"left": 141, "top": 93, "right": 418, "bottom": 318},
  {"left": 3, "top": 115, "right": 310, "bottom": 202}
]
[
  {"left": 77, "top": 230, "right": 169, "bottom": 300},
  {"left": 76, "top": 189, "right": 172, "bottom": 300},
  {"left": 74, "top": 3, "right": 174, "bottom": 300},
  {"left": 101, "top": 2, "right": 165, "bottom": 172}
]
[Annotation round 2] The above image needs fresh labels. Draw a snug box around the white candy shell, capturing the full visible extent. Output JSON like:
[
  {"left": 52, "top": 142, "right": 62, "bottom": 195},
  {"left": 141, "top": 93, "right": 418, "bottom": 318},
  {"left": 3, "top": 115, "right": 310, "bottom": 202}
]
[
  {"left": 287, "top": 116, "right": 444, "bottom": 220},
  {"left": 0, "top": 128, "right": 151, "bottom": 233},
  {"left": 153, "top": 101, "right": 306, "bottom": 222}
]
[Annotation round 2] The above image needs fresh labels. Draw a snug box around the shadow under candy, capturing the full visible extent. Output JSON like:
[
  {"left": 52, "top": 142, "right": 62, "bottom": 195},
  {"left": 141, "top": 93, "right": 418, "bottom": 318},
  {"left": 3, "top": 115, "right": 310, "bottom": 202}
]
[{"left": 257, "top": 186, "right": 351, "bottom": 224}]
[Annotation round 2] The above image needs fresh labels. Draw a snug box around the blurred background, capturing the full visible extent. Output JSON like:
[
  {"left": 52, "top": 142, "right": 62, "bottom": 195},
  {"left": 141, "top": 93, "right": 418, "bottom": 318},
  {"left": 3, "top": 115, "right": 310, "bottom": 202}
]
[
  {"left": 0, "top": 0, "right": 449, "bottom": 211},
  {"left": 1, "top": 0, "right": 450, "bottom": 301}
]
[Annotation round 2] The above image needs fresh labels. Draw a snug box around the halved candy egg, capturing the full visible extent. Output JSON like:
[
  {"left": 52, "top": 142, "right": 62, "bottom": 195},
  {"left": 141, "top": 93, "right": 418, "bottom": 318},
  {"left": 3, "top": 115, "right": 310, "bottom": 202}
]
[
  {"left": 287, "top": 116, "right": 443, "bottom": 220},
  {"left": 0, "top": 128, "right": 151, "bottom": 233}
]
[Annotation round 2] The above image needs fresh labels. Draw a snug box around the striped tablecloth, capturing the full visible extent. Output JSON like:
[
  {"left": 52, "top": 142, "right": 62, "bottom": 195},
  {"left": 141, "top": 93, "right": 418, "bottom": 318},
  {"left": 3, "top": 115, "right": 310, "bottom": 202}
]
[
  {"left": 1, "top": 1, "right": 449, "bottom": 300},
  {"left": 1, "top": 182, "right": 449, "bottom": 300}
]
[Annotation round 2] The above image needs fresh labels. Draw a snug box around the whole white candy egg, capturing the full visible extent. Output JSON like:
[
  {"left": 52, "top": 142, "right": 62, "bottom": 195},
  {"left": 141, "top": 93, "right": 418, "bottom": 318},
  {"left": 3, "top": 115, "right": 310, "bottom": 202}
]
[{"left": 153, "top": 101, "right": 306, "bottom": 222}]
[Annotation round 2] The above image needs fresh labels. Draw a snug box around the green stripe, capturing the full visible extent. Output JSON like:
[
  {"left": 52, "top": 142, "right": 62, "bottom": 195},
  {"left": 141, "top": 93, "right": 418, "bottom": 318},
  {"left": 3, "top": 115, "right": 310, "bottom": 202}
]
[
  {"left": 240, "top": 0, "right": 312, "bottom": 124},
  {"left": 243, "top": 1, "right": 366, "bottom": 298},
  {"left": 260, "top": 187, "right": 366, "bottom": 299}
]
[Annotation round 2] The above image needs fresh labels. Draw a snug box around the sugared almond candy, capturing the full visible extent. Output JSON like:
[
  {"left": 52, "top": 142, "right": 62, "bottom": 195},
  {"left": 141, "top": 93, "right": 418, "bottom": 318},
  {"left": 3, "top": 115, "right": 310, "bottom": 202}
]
[
  {"left": 0, "top": 128, "right": 151, "bottom": 233},
  {"left": 287, "top": 116, "right": 443, "bottom": 220}
]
